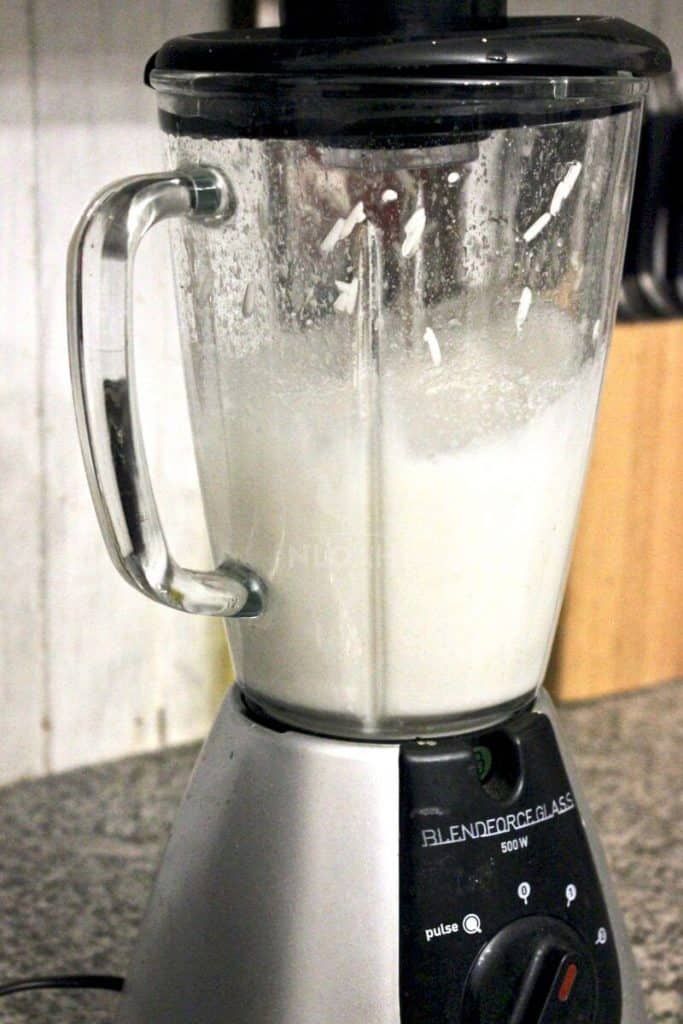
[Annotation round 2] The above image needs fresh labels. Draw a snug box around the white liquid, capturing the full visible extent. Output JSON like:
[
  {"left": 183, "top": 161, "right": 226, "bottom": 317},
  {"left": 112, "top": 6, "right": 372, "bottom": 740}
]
[
  {"left": 381, "top": 352, "right": 603, "bottom": 722},
  {"left": 220, "top": 304, "right": 606, "bottom": 733}
]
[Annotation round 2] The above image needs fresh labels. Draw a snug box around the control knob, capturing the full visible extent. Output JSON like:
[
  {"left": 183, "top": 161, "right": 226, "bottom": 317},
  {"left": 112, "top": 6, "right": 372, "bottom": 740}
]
[{"left": 462, "top": 916, "right": 597, "bottom": 1023}]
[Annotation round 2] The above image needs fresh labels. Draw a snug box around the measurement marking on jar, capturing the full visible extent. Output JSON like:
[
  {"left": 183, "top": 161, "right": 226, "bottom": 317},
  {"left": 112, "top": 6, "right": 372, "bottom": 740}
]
[
  {"left": 320, "top": 218, "right": 345, "bottom": 253},
  {"left": 333, "top": 277, "right": 359, "bottom": 314},
  {"left": 523, "top": 212, "right": 551, "bottom": 242},
  {"left": 516, "top": 286, "right": 532, "bottom": 330},
  {"left": 423, "top": 327, "right": 442, "bottom": 367},
  {"left": 550, "top": 161, "right": 583, "bottom": 216},
  {"left": 401, "top": 206, "right": 426, "bottom": 257},
  {"left": 340, "top": 201, "right": 366, "bottom": 239}
]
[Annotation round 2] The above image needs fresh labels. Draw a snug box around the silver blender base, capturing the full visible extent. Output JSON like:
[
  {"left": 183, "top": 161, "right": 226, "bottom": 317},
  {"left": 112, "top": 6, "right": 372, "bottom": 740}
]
[{"left": 115, "top": 688, "right": 645, "bottom": 1024}]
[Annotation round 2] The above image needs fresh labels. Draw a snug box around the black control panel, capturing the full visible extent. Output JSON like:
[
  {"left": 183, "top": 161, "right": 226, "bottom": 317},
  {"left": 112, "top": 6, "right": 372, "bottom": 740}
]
[{"left": 399, "top": 711, "right": 622, "bottom": 1023}]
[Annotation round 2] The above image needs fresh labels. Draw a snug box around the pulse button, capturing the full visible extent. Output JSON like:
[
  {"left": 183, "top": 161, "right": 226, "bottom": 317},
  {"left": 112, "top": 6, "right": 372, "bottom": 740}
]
[{"left": 462, "top": 916, "right": 597, "bottom": 1023}]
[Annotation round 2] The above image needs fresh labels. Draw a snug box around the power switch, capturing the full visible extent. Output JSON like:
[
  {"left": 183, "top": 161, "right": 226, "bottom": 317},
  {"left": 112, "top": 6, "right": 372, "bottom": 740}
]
[{"left": 462, "top": 917, "right": 597, "bottom": 1023}]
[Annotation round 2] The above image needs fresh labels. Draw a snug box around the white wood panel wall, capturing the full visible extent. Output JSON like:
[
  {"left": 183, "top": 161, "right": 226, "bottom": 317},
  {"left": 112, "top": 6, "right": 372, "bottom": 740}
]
[
  {"left": 1, "top": 0, "right": 230, "bottom": 786},
  {"left": 1, "top": 0, "right": 681, "bottom": 786},
  {"left": 1, "top": 4, "right": 44, "bottom": 783}
]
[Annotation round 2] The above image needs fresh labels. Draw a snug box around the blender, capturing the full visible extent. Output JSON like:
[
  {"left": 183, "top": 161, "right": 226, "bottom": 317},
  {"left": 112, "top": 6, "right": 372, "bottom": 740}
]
[{"left": 67, "top": 3, "right": 669, "bottom": 1021}]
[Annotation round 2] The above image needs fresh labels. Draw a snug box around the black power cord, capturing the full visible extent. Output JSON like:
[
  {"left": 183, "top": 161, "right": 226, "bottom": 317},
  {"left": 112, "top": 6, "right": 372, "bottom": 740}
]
[{"left": 0, "top": 972, "right": 124, "bottom": 997}]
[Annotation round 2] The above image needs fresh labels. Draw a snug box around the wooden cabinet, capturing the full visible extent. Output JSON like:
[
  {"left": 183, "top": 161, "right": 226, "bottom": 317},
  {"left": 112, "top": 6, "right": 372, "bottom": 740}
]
[{"left": 548, "top": 321, "right": 683, "bottom": 700}]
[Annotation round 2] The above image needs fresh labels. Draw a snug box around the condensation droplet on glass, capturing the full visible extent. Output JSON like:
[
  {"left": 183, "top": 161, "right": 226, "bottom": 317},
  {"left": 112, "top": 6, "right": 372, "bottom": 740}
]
[
  {"left": 447, "top": 171, "right": 461, "bottom": 186},
  {"left": 242, "top": 281, "right": 255, "bottom": 318}
]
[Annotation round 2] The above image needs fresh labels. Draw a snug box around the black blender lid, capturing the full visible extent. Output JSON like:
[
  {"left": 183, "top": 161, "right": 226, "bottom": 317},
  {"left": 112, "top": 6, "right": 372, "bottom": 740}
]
[
  {"left": 147, "top": 6, "right": 670, "bottom": 81},
  {"left": 146, "top": 3, "right": 670, "bottom": 140}
]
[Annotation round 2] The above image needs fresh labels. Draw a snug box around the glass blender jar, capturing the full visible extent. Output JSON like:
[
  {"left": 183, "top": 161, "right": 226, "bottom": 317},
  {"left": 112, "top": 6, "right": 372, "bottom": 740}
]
[
  {"left": 67, "top": 5, "right": 669, "bottom": 1023},
  {"left": 69, "top": 6, "right": 667, "bottom": 739}
]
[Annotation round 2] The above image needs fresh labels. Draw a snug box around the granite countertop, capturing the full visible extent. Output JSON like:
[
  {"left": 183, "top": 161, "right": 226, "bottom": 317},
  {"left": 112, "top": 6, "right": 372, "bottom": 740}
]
[{"left": 0, "top": 681, "right": 681, "bottom": 1024}]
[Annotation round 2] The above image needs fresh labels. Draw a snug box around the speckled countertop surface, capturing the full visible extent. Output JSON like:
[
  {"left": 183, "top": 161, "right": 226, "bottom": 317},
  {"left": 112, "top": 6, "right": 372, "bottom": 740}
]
[{"left": 0, "top": 681, "right": 681, "bottom": 1023}]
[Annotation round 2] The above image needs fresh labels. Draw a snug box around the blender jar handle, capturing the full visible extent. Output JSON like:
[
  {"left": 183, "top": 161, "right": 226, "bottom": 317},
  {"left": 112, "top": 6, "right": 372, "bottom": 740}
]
[{"left": 67, "top": 167, "right": 265, "bottom": 618}]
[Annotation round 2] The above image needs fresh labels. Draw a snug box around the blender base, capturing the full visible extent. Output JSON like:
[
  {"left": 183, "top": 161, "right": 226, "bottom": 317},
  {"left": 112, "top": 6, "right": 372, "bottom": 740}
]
[{"left": 115, "top": 687, "right": 645, "bottom": 1024}]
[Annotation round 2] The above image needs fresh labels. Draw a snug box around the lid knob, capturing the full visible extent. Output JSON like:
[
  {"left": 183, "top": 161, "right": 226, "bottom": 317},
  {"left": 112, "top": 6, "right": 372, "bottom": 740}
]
[{"left": 279, "top": 0, "right": 507, "bottom": 38}]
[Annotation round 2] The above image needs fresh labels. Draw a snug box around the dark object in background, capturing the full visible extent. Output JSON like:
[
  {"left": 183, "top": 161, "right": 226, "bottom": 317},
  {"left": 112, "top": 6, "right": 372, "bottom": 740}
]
[
  {"left": 620, "top": 74, "right": 683, "bottom": 320},
  {"left": 230, "top": 0, "right": 257, "bottom": 29}
]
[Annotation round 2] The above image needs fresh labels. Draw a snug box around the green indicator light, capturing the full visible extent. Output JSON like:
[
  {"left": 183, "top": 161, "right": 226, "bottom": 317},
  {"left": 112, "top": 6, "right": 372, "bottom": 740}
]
[{"left": 474, "top": 745, "right": 493, "bottom": 782}]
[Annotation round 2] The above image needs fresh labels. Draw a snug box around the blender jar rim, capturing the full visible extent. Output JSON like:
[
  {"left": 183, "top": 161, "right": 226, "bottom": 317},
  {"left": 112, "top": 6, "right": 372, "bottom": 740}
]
[
  {"left": 149, "top": 71, "right": 650, "bottom": 98},
  {"left": 149, "top": 73, "right": 649, "bottom": 142}
]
